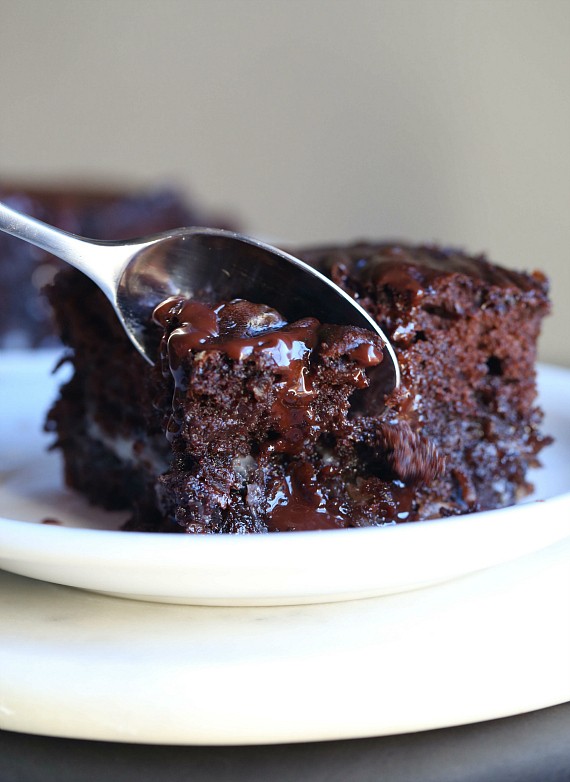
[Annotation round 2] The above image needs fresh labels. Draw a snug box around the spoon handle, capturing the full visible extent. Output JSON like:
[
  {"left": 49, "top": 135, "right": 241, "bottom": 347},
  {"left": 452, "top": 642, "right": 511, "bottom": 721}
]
[{"left": 0, "top": 200, "right": 134, "bottom": 301}]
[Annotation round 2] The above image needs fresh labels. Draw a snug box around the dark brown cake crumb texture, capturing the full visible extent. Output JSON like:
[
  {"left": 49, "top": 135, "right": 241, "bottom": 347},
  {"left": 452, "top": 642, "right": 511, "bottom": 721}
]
[{"left": 45, "top": 239, "right": 550, "bottom": 533}]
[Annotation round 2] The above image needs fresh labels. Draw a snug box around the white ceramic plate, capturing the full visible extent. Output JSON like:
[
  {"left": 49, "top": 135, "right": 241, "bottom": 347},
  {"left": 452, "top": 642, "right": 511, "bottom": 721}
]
[
  {"left": 2, "top": 540, "right": 570, "bottom": 744},
  {"left": 1, "top": 350, "right": 569, "bottom": 606}
]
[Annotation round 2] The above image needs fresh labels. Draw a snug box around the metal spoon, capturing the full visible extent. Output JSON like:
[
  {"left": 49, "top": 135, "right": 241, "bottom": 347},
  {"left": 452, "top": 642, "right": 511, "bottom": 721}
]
[{"left": 0, "top": 200, "right": 400, "bottom": 393}]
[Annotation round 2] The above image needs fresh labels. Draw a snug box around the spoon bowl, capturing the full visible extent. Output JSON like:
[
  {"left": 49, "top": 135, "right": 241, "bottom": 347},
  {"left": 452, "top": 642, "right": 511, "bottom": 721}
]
[{"left": 0, "top": 201, "right": 400, "bottom": 395}]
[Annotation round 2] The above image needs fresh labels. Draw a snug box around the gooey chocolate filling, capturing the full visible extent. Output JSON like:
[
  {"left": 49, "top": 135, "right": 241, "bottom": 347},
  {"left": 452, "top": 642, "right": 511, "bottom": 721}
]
[{"left": 153, "top": 295, "right": 442, "bottom": 532}]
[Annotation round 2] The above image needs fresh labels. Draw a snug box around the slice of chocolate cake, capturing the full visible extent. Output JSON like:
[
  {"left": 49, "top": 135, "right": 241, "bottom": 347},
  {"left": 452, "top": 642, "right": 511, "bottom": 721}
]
[{"left": 45, "top": 241, "right": 550, "bottom": 532}]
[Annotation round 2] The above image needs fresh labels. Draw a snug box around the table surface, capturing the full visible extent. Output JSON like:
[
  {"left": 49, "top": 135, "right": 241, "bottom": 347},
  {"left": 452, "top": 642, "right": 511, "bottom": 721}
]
[{"left": 3, "top": 702, "right": 570, "bottom": 782}]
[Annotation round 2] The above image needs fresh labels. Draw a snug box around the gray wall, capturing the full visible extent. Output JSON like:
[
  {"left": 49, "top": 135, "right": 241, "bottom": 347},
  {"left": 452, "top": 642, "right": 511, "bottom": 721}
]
[{"left": 1, "top": 0, "right": 568, "bottom": 365}]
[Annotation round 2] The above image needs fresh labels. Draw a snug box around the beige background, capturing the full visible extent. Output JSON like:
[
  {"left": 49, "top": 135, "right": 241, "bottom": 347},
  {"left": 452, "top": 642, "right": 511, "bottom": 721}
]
[{"left": 1, "top": 0, "right": 568, "bottom": 365}]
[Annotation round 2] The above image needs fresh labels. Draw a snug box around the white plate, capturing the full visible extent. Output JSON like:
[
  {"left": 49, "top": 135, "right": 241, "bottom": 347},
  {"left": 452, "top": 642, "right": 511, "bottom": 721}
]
[
  {"left": 1, "top": 350, "right": 569, "bottom": 606},
  {"left": 1, "top": 539, "right": 570, "bottom": 744}
]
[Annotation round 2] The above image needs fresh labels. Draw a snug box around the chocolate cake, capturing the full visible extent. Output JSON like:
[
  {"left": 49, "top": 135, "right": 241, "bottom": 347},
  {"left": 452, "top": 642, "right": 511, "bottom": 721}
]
[
  {"left": 299, "top": 243, "right": 551, "bottom": 517},
  {"left": 0, "top": 183, "right": 233, "bottom": 348},
  {"left": 45, "top": 241, "right": 550, "bottom": 532}
]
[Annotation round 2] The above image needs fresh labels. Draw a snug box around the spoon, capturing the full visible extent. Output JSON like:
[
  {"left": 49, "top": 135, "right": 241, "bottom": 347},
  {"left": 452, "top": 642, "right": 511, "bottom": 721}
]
[{"left": 0, "top": 200, "right": 400, "bottom": 394}]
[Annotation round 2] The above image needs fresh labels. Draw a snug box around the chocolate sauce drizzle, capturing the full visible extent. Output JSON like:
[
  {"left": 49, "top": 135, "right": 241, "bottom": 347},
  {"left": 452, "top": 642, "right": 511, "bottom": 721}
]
[{"left": 153, "top": 296, "right": 391, "bottom": 531}]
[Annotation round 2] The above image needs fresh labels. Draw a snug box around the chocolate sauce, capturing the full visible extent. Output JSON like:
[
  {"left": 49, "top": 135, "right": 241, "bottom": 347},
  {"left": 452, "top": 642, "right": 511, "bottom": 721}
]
[
  {"left": 302, "top": 242, "right": 549, "bottom": 307},
  {"left": 265, "top": 462, "right": 349, "bottom": 531},
  {"left": 154, "top": 296, "right": 383, "bottom": 455},
  {"left": 152, "top": 295, "right": 429, "bottom": 532},
  {"left": 154, "top": 297, "right": 317, "bottom": 373}
]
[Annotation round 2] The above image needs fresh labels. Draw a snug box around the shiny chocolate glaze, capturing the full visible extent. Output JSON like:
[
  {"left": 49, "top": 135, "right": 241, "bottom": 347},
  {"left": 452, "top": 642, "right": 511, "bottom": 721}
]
[
  {"left": 153, "top": 296, "right": 409, "bottom": 532},
  {"left": 300, "top": 242, "right": 549, "bottom": 311},
  {"left": 154, "top": 297, "right": 383, "bottom": 449}
]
